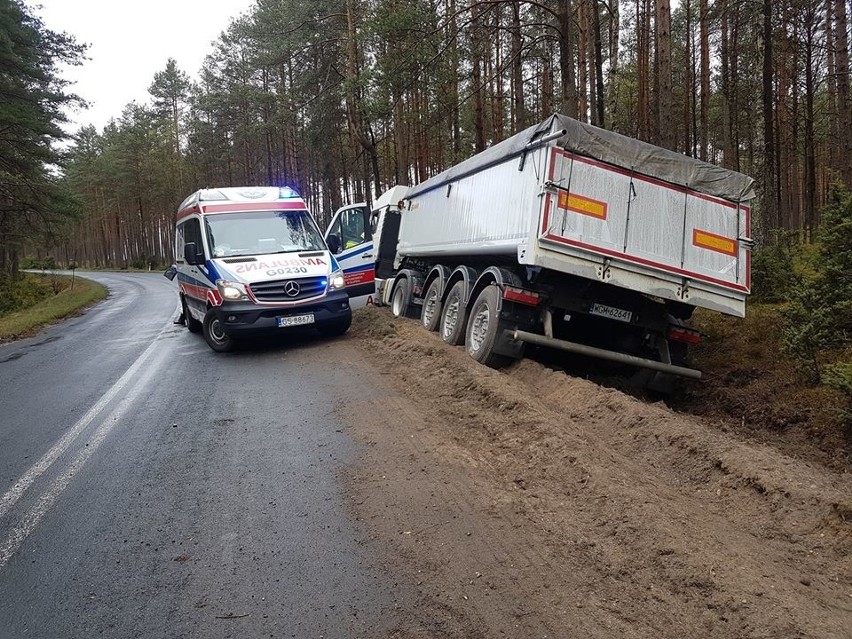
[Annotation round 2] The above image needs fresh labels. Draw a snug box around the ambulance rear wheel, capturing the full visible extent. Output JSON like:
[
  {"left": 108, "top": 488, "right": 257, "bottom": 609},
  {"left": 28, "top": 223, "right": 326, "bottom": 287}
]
[
  {"left": 203, "top": 309, "right": 235, "bottom": 353},
  {"left": 183, "top": 297, "right": 202, "bottom": 333}
]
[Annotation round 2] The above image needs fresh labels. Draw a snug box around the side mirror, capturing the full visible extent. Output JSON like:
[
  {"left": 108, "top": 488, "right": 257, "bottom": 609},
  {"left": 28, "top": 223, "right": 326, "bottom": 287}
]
[
  {"left": 326, "top": 234, "right": 341, "bottom": 254},
  {"left": 183, "top": 242, "right": 202, "bottom": 265}
]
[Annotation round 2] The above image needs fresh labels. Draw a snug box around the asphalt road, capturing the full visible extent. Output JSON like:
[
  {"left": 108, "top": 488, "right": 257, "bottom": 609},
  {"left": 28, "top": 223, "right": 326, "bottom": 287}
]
[{"left": 0, "top": 272, "right": 391, "bottom": 638}]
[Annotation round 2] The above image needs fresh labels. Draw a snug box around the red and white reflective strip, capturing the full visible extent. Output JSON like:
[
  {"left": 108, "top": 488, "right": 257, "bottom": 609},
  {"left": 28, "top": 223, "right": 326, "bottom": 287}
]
[
  {"left": 666, "top": 326, "right": 702, "bottom": 346},
  {"left": 207, "top": 288, "right": 223, "bottom": 307},
  {"left": 502, "top": 286, "right": 541, "bottom": 307}
]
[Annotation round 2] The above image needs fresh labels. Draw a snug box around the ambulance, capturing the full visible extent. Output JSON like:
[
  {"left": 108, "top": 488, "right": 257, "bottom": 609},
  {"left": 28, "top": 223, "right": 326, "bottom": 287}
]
[{"left": 174, "top": 187, "right": 351, "bottom": 352}]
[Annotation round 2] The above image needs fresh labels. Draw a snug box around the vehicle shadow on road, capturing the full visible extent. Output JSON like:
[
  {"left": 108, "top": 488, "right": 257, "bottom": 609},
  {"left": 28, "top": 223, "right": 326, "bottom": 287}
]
[{"left": 228, "top": 328, "right": 349, "bottom": 356}]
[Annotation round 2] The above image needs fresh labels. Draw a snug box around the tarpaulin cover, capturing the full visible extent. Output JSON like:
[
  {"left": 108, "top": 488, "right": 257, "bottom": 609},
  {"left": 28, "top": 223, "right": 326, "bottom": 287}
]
[{"left": 405, "top": 114, "right": 755, "bottom": 203}]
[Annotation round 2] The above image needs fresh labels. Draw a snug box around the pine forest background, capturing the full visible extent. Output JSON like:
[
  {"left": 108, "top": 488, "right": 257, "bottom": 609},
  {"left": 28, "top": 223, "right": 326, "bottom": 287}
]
[{"left": 3, "top": 0, "right": 852, "bottom": 271}]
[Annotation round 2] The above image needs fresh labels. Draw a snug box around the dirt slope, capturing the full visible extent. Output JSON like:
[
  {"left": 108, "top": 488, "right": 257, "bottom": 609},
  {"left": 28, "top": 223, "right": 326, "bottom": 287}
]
[{"left": 342, "top": 307, "right": 851, "bottom": 639}]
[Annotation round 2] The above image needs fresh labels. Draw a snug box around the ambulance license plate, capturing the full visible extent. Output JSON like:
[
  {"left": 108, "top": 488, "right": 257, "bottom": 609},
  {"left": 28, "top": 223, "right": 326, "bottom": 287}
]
[
  {"left": 589, "top": 303, "right": 632, "bottom": 323},
  {"left": 277, "top": 313, "right": 315, "bottom": 328}
]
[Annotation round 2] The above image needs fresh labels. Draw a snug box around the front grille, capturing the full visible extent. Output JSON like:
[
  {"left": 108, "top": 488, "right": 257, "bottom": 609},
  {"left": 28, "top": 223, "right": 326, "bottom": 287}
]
[{"left": 250, "top": 276, "right": 326, "bottom": 302}]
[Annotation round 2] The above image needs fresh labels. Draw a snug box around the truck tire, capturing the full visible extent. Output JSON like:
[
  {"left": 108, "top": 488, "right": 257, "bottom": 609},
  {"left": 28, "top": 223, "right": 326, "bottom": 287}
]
[
  {"left": 420, "top": 279, "right": 443, "bottom": 331},
  {"left": 202, "top": 309, "right": 235, "bottom": 353},
  {"left": 183, "top": 297, "right": 202, "bottom": 333},
  {"left": 440, "top": 281, "right": 468, "bottom": 345},
  {"left": 317, "top": 315, "right": 352, "bottom": 337},
  {"left": 466, "top": 285, "right": 512, "bottom": 368},
  {"left": 391, "top": 278, "right": 413, "bottom": 318}
]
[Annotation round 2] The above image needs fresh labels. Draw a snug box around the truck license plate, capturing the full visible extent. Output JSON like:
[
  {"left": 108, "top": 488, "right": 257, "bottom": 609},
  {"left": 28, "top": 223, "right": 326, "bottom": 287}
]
[
  {"left": 277, "top": 314, "right": 315, "bottom": 328},
  {"left": 589, "top": 303, "right": 632, "bottom": 323}
]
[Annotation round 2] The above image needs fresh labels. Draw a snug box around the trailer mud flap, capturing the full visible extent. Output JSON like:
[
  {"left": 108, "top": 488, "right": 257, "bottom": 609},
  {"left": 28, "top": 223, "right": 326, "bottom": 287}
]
[{"left": 494, "top": 328, "right": 526, "bottom": 358}]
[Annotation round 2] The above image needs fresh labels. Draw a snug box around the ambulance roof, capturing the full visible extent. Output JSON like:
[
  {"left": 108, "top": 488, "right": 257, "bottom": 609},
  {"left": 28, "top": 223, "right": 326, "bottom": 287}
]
[{"left": 177, "top": 186, "right": 306, "bottom": 220}]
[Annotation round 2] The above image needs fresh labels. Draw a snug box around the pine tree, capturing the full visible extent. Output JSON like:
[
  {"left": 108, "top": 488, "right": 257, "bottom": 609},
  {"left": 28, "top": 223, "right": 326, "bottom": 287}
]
[{"left": 0, "top": 0, "right": 85, "bottom": 279}]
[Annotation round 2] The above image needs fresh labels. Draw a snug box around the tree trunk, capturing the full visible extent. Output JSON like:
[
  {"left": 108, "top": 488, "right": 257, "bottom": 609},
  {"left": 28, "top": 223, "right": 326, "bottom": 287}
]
[
  {"left": 762, "top": 0, "right": 778, "bottom": 235},
  {"left": 637, "top": 0, "right": 651, "bottom": 140},
  {"left": 592, "top": 0, "right": 605, "bottom": 127},
  {"left": 344, "top": 0, "right": 380, "bottom": 203},
  {"left": 836, "top": 0, "right": 852, "bottom": 186},
  {"left": 578, "top": 0, "right": 589, "bottom": 121},
  {"left": 606, "top": 0, "right": 620, "bottom": 129},
  {"left": 699, "top": 0, "right": 709, "bottom": 160},
  {"left": 511, "top": 1, "right": 526, "bottom": 130},
  {"left": 655, "top": 0, "right": 674, "bottom": 150},
  {"left": 471, "top": 0, "right": 486, "bottom": 151},
  {"left": 557, "top": 0, "right": 579, "bottom": 118}
]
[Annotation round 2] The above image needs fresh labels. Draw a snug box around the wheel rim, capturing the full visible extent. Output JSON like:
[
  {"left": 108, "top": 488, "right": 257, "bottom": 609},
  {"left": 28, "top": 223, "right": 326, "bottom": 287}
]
[
  {"left": 422, "top": 289, "right": 438, "bottom": 327},
  {"left": 442, "top": 297, "right": 459, "bottom": 339},
  {"left": 468, "top": 304, "right": 490, "bottom": 353},
  {"left": 209, "top": 318, "right": 228, "bottom": 344},
  {"left": 392, "top": 287, "right": 405, "bottom": 316}
]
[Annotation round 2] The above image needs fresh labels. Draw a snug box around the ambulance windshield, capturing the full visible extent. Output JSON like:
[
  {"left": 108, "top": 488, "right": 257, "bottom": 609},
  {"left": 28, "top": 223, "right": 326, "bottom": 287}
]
[{"left": 205, "top": 210, "right": 326, "bottom": 258}]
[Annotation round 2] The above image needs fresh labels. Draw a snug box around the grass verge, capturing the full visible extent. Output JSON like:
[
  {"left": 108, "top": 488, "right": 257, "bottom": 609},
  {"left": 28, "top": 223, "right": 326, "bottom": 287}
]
[{"left": 0, "top": 274, "right": 108, "bottom": 342}]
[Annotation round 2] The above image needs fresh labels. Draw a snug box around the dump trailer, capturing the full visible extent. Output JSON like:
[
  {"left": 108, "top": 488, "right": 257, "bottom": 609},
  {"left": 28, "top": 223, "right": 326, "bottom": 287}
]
[{"left": 346, "top": 115, "right": 754, "bottom": 384}]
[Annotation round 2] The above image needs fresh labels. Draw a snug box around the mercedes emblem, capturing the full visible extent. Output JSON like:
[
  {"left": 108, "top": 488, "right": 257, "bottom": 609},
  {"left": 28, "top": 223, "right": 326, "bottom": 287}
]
[{"left": 284, "top": 281, "right": 301, "bottom": 297}]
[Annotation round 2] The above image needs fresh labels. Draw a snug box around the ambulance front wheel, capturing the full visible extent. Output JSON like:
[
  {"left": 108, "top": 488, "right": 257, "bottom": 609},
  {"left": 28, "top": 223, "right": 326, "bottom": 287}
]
[
  {"left": 317, "top": 315, "right": 351, "bottom": 337},
  {"left": 203, "top": 309, "right": 235, "bottom": 352}
]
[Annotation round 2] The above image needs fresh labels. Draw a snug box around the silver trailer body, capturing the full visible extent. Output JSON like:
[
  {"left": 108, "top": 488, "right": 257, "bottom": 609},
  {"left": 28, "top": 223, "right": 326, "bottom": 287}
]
[{"left": 396, "top": 115, "right": 754, "bottom": 317}]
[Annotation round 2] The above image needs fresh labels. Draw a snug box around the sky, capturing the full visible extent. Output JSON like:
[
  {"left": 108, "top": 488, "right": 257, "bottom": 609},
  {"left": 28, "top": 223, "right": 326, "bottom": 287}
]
[{"left": 31, "top": 0, "right": 257, "bottom": 133}]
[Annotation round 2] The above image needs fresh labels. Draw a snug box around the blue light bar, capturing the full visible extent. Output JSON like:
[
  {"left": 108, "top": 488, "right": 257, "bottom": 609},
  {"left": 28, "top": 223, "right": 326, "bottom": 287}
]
[{"left": 279, "top": 186, "right": 300, "bottom": 199}]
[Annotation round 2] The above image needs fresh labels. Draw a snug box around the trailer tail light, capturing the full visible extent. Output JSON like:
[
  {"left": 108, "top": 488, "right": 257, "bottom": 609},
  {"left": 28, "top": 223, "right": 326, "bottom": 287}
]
[
  {"left": 666, "top": 326, "right": 702, "bottom": 346},
  {"left": 503, "top": 286, "right": 541, "bottom": 307}
]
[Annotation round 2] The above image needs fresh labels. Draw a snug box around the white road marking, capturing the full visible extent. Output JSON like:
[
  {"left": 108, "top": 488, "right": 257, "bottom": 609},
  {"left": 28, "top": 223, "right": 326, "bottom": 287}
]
[
  {"left": 0, "top": 351, "right": 165, "bottom": 567},
  {"left": 0, "top": 320, "right": 171, "bottom": 521}
]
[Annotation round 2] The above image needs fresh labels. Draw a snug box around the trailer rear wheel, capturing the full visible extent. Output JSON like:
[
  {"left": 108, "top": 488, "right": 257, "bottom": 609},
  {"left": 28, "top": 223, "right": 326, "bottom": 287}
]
[
  {"left": 420, "top": 279, "right": 443, "bottom": 331},
  {"left": 466, "top": 285, "right": 512, "bottom": 368},
  {"left": 440, "top": 281, "right": 468, "bottom": 345},
  {"left": 183, "top": 297, "right": 202, "bottom": 333},
  {"left": 391, "top": 278, "right": 413, "bottom": 318},
  {"left": 203, "top": 309, "right": 235, "bottom": 353}
]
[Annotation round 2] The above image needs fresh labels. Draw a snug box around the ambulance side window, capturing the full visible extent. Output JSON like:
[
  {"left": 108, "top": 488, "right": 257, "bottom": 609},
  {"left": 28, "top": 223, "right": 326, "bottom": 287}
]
[{"left": 180, "top": 219, "right": 204, "bottom": 260}]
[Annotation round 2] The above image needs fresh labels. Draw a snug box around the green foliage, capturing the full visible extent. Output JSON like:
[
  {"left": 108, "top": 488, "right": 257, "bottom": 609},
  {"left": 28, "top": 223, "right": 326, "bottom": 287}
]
[
  {"left": 782, "top": 282, "right": 837, "bottom": 381},
  {"left": 751, "top": 244, "right": 795, "bottom": 303},
  {"left": 0, "top": 274, "right": 52, "bottom": 315},
  {"left": 782, "top": 185, "right": 852, "bottom": 411},
  {"left": 0, "top": 0, "right": 86, "bottom": 277},
  {"left": 822, "top": 362, "right": 852, "bottom": 428},
  {"left": 19, "top": 255, "right": 59, "bottom": 270}
]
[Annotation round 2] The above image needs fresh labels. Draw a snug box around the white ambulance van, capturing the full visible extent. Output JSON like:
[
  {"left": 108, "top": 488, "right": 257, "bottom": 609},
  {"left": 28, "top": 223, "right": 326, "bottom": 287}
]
[{"left": 175, "top": 186, "right": 351, "bottom": 352}]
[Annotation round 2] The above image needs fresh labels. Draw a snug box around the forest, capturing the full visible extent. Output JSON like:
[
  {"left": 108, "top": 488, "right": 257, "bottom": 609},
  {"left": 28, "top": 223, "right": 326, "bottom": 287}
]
[{"left": 1, "top": 0, "right": 848, "bottom": 270}]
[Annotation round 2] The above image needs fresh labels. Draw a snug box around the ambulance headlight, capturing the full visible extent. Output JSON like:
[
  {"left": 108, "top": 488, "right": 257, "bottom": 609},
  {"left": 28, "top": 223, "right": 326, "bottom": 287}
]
[
  {"left": 329, "top": 270, "right": 346, "bottom": 291},
  {"left": 216, "top": 279, "right": 248, "bottom": 301}
]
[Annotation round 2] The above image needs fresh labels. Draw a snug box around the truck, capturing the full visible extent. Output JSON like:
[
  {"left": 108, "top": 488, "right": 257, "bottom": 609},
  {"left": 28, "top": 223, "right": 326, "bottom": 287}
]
[
  {"left": 175, "top": 186, "right": 351, "bottom": 352},
  {"left": 326, "top": 114, "right": 754, "bottom": 387}
]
